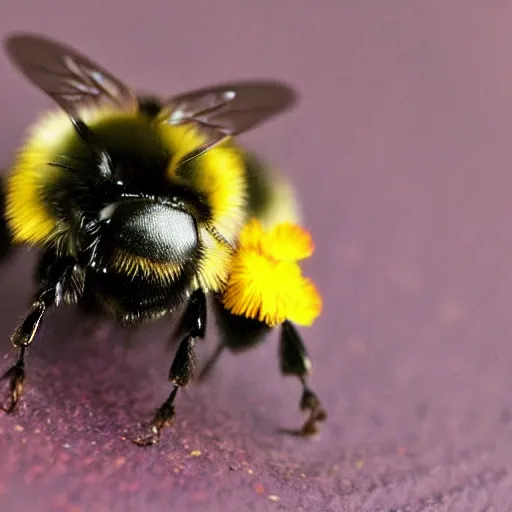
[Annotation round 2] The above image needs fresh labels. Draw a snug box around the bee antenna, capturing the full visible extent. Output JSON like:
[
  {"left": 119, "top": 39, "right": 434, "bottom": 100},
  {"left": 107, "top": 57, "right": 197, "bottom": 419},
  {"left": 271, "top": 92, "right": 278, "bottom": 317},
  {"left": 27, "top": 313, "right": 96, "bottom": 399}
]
[
  {"left": 71, "top": 118, "right": 112, "bottom": 179},
  {"left": 205, "top": 224, "right": 235, "bottom": 252},
  {"left": 71, "top": 118, "right": 93, "bottom": 142}
]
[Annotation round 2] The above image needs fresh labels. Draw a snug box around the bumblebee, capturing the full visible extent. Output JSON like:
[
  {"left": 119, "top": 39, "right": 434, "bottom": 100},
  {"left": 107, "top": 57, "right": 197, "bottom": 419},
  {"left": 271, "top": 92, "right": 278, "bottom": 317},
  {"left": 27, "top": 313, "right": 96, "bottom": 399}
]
[{"left": 1, "top": 33, "right": 326, "bottom": 445}]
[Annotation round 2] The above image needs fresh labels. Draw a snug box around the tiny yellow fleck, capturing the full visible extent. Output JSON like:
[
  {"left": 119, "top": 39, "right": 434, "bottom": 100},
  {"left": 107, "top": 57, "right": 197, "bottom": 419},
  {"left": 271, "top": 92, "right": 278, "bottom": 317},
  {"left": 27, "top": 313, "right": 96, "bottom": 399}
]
[
  {"left": 247, "top": 468, "right": 254, "bottom": 475},
  {"left": 14, "top": 425, "right": 24, "bottom": 432},
  {"left": 190, "top": 450, "right": 202, "bottom": 456},
  {"left": 355, "top": 459, "right": 365, "bottom": 469},
  {"left": 268, "top": 494, "right": 280, "bottom": 502},
  {"left": 114, "top": 456, "right": 126, "bottom": 468}
]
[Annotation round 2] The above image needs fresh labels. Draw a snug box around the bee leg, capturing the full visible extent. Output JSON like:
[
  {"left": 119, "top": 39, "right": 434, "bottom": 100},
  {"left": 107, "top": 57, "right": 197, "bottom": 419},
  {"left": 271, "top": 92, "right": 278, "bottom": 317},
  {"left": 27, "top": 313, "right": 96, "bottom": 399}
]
[
  {"left": 1, "top": 347, "right": 27, "bottom": 413},
  {"left": 1, "top": 257, "right": 80, "bottom": 413},
  {"left": 0, "top": 289, "right": 54, "bottom": 413},
  {"left": 132, "top": 289, "right": 206, "bottom": 446},
  {"left": 279, "top": 321, "right": 327, "bottom": 436}
]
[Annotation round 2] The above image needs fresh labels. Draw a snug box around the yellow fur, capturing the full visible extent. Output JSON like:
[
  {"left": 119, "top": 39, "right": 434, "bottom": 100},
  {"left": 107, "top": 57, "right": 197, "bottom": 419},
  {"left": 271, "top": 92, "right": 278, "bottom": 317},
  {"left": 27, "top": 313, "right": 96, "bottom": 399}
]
[
  {"left": 7, "top": 110, "right": 71, "bottom": 244},
  {"left": 192, "top": 228, "right": 232, "bottom": 292},
  {"left": 109, "top": 249, "right": 184, "bottom": 283}
]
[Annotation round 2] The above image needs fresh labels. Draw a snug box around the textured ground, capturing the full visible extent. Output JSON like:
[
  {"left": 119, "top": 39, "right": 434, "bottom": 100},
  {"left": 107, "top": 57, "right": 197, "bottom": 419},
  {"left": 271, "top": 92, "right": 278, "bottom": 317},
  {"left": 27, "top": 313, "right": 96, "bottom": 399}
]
[{"left": 1, "top": 2, "right": 512, "bottom": 511}]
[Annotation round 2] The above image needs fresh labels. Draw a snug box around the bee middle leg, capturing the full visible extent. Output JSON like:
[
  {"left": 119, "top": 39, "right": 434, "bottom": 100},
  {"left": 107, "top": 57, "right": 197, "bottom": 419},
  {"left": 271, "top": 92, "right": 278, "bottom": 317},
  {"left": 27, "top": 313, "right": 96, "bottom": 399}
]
[
  {"left": 197, "top": 298, "right": 270, "bottom": 381},
  {"left": 132, "top": 289, "right": 206, "bottom": 446}
]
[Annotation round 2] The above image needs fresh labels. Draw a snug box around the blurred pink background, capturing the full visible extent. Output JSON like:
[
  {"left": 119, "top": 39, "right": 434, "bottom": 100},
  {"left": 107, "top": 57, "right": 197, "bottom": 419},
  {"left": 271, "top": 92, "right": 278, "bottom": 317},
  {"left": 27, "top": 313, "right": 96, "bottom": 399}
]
[{"left": 0, "top": 2, "right": 512, "bottom": 510}]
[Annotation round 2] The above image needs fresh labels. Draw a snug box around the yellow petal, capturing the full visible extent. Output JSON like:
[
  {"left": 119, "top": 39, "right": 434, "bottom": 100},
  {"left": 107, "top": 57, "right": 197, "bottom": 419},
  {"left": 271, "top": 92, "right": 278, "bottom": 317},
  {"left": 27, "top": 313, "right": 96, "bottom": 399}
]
[
  {"left": 261, "top": 222, "right": 314, "bottom": 262},
  {"left": 287, "top": 277, "right": 323, "bottom": 326},
  {"left": 238, "top": 218, "right": 265, "bottom": 251},
  {"left": 221, "top": 218, "right": 322, "bottom": 328}
]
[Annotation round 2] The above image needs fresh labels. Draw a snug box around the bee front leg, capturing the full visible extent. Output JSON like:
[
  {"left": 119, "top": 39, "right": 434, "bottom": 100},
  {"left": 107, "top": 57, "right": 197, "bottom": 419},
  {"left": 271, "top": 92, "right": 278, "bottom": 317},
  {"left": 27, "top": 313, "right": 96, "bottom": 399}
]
[
  {"left": 279, "top": 321, "right": 327, "bottom": 436},
  {"left": 1, "top": 257, "right": 81, "bottom": 413},
  {"left": 132, "top": 289, "right": 206, "bottom": 447},
  {"left": 0, "top": 296, "right": 49, "bottom": 412}
]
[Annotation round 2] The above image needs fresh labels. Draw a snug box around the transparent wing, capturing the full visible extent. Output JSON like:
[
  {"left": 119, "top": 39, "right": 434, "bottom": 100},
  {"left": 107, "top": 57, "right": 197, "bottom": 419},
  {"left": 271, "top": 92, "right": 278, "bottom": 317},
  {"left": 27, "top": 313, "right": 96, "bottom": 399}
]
[
  {"left": 160, "top": 81, "right": 298, "bottom": 165},
  {"left": 4, "top": 33, "right": 137, "bottom": 118}
]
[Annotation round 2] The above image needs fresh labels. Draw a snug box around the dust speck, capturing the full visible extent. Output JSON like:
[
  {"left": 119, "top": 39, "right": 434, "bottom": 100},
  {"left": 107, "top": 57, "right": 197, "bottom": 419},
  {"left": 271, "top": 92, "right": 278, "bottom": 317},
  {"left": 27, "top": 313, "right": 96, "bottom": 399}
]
[
  {"left": 397, "top": 446, "right": 407, "bottom": 456},
  {"left": 254, "top": 482, "right": 265, "bottom": 495},
  {"left": 114, "top": 456, "right": 126, "bottom": 468}
]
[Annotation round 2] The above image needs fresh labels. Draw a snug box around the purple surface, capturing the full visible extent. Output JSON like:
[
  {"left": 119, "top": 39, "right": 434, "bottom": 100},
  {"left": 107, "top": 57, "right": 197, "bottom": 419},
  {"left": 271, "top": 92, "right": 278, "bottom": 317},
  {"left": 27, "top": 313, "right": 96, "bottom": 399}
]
[{"left": 1, "top": 2, "right": 512, "bottom": 510}]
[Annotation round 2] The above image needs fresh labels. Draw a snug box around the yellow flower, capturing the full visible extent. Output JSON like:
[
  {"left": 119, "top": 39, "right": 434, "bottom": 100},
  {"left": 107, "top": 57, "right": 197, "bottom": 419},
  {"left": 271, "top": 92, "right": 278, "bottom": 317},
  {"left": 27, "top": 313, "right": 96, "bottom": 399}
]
[{"left": 221, "top": 219, "right": 322, "bottom": 327}]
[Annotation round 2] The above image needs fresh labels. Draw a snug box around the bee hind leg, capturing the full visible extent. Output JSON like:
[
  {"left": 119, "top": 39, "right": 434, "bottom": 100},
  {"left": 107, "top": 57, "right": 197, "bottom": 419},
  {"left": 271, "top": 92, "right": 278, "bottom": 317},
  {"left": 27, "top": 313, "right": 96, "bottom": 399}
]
[
  {"left": 279, "top": 321, "right": 327, "bottom": 437},
  {"left": 132, "top": 289, "right": 206, "bottom": 447}
]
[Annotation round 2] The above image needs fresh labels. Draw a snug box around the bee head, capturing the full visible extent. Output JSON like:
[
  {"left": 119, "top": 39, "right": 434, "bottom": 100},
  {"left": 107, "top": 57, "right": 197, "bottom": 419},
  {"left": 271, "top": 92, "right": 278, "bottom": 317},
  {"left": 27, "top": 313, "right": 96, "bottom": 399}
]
[{"left": 98, "top": 198, "right": 201, "bottom": 281}]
